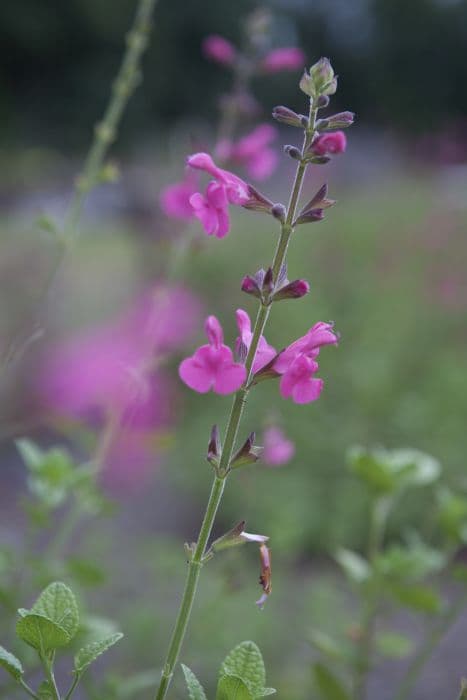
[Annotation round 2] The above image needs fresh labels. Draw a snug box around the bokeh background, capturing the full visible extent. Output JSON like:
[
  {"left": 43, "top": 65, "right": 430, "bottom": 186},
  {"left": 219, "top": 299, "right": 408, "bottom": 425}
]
[{"left": 1, "top": 1, "right": 467, "bottom": 699}]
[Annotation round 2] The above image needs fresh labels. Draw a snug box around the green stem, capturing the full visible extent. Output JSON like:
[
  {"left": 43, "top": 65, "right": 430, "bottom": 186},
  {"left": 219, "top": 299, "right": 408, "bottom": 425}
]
[
  {"left": 394, "top": 589, "right": 467, "bottom": 700},
  {"left": 63, "top": 675, "right": 80, "bottom": 700},
  {"left": 41, "top": 652, "right": 61, "bottom": 700},
  {"left": 19, "top": 679, "right": 40, "bottom": 700},
  {"left": 0, "top": 0, "right": 157, "bottom": 382},
  {"left": 154, "top": 100, "right": 318, "bottom": 700},
  {"left": 352, "top": 497, "right": 390, "bottom": 700}
]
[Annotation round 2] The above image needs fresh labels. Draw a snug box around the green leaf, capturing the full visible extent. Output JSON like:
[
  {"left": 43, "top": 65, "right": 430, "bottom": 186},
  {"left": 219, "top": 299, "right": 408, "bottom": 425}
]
[
  {"left": 220, "top": 641, "right": 266, "bottom": 696},
  {"left": 374, "top": 542, "right": 445, "bottom": 583},
  {"left": 181, "top": 664, "right": 208, "bottom": 700},
  {"left": 74, "top": 632, "right": 123, "bottom": 674},
  {"left": 376, "top": 632, "right": 414, "bottom": 658},
  {"left": 335, "top": 549, "right": 371, "bottom": 584},
  {"left": 217, "top": 675, "right": 253, "bottom": 700},
  {"left": 0, "top": 645, "right": 23, "bottom": 680},
  {"left": 31, "top": 582, "right": 79, "bottom": 640},
  {"left": 16, "top": 613, "right": 70, "bottom": 651},
  {"left": 388, "top": 584, "right": 441, "bottom": 613},
  {"left": 17, "top": 440, "right": 75, "bottom": 508},
  {"left": 313, "top": 662, "right": 351, "bottom": 700}
]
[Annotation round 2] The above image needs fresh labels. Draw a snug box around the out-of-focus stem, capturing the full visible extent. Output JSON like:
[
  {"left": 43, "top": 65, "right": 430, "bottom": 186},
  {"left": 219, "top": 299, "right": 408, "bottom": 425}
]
[{"left": 154, "top": 99, "right": 318, "bottom": 700}]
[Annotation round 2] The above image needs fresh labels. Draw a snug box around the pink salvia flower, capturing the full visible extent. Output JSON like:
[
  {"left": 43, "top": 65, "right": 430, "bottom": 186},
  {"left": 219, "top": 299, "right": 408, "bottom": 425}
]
[
  {"left": 160, "top": 171, "right": 198, "bottom": 220},
  {"left": 187, "top": 152, "right": 250, "bottom": 204},
  {"left": 274, "top": 322, "right": 338, "bottom": 374},
  {"left": 312, "top": 131, "right": 347, "bottom": 156},
  {"left": 189, "top": 182, "right": 230, "bottom": 238},
  {"left": 235, "top": 309, "right": 276, "bottom": 373},
  {"left": 279, "top": 355, "right": 323, "bottom": 404},
  {"left": 261, "top": 47, "right": 305, "bottom": 73},
  {"left": 220, "top": 125, "right": 279, "bottom": 180},
  {"left": 179, "top": 315, "right": 246, "bottom": 394},
  {"left": 202, "top": 35, "right": 236, "bottom": 66},
  {"left": 263, "top": 426, "right": 295, "bottom": 466}
]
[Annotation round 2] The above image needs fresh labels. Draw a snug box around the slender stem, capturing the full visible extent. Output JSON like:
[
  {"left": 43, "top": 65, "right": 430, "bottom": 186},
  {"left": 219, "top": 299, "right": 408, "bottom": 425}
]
[
  {"left": 394, "top": 589, "right": 467, "bottom": 700},
  {"left": 0, "top": 0, "right": 158, "bottom": 381},
  {"left": 40, "top": 652, "right": 61, "bottom": 700},
  {"left": 19, "top": 679, "right": 40, "bottom": 700},
  {"left": 352, "top": 497, "right": 390, "bottom": 700},
  {"left": 63, "top": 675, "right": 80, "bottom": 700},
  {"left": 154, "top": 100, "right": 318, "bottom": 700}
]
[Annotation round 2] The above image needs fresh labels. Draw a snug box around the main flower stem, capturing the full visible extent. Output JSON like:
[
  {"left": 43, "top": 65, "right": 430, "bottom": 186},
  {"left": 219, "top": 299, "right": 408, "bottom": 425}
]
[{"left": 154, "top": 101, "right": 318, "bottom": 700}]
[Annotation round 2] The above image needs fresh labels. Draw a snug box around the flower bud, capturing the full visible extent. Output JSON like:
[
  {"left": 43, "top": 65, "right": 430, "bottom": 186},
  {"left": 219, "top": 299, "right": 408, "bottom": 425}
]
[
  {"left": 242, "top": 185, "right": 274, "bottom": 213},
  {"left": 317, "top": 111, "right": 355, "bottom": 131},
  {"left": 284, "top": 145, "right": 302, "bottom": 160},
  {"left": 272, "top": 105, "right": 303, "bottom": 128},
  {"left": 271, "top": 203, "right": 286, "bottom": 223},
  {"left": 309, "top": 131, "right": 347, "bottom": 157},
  {"left": 230, "top": 431, "right": 263, "bottom": 469},
  {"left": 316, "top": 95, "right": 330, "bottom": 109},
  {"left": 272, "top": 279, "right": 310, "bottom": 302},
  {"left": 241, "top": 275, "right": 261, "bottom": 298},
  {"left": 300, "top": 57, "right": 337, "bottom": 98}
]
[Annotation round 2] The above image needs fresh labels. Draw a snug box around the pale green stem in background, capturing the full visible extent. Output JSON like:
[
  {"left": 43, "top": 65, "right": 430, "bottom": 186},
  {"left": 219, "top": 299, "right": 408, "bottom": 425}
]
[
  {"left": 19, "top": 679, "right": 40, "bottom": 700},
  {"left": 394, "top": 589, "right": 467, "bottom": 700},
  {"left": 154, "top": 101, "right": 318, "bottom": 700},
  {"left": 0, "top": 0, "right": 158, "bottom": 380},
  {"left": 352, "top": 496, "right": 391, "bottom": 700}
]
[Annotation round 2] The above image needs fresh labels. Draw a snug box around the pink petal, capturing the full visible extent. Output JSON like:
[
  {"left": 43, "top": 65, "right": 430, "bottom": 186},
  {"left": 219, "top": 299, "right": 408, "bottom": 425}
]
[
  {"left": 178, "top": 356, "right": 214, "bottom": 393},
  {"left": 292, "top": 377, "right": 324, "bottom": 404},
  {"left": 214, "top": 362, "right": 246, "bottom": 394},
  {"left": 205, "top": 316, "right": 223, "bottom": 348}
]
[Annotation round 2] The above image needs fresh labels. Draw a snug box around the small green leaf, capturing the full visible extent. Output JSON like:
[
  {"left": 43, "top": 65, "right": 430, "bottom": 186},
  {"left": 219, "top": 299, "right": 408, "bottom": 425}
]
[
  {"left": 74, "top": 632, "right": 123, "bottom": 674},
  {"left": 220, "top": 641, "right": 265, "bottom": 696},
  {"left": 217, "top": 675, "right": 253, "bottom": 700},
  {"left": 181, "top": 664, "right": 208, "bottom": 700},
  {"left": 31, "top": 582, "right": 79, "bottom": 640},
  {"left": 313, "top": 662, "right": 351, "bottom": 700},
  {"left": 0, "top": 645, "right": 23, "bottom": 680},
  {"left": 16, "top": 439, "right": 44, "bottom": 469},
  {"left": 16, "top": 613, "right": 70, "bottom": 651},
  {"left": 376, "top": 632, "right": 414, "bottom": 658},
  {"left": 335, "top": 549, "right": 371, "bottom": 584},
  {"left": 388, "top": 584, "right": 441, "bottom": 613}
]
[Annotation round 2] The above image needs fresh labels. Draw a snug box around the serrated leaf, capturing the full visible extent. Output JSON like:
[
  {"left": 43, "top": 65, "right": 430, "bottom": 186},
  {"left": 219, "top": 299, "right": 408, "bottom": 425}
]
[
  {"left": 335, "top": 549, "right": 371, "bottom": 584},
  {"left": 220, "top": 641, "right": 265, "bottom": 696},
  {"left": 16, "top": 613, "right": 70, "bottom": 651},
  {"left": 0, "top": 645, "right": 23, "bottom": 680},
  {"left": 313, "top": 663, "right": 351, "bottom": 700},
  {"left": 31, "top": 582, "right": 79, "bottom": 640},
  {"left": 217, "top": 674, "right": 253, "bottom": 700},
  {"left": 74, "top": 632, "right": 123, "bottom": 674},
  {"left": 181, "top": 664, "right": 208, "bottom": 700},
  {"left": 376, "top": 632, "right": 414, "bottom": 658}
]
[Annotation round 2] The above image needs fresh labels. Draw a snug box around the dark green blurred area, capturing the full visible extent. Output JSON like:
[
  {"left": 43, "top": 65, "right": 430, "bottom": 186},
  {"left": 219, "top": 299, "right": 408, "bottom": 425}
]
[{"left": 1, "top": 0, "right": 467, "bottom": 150}]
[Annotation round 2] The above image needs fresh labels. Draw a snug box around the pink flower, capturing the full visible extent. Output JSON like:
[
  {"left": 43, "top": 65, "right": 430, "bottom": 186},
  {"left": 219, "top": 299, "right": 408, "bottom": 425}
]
[
  {"left": 273, "top": 322, "right": 338, "bottom": 405},
  {"left": 312, "top": 131, "right": 347, "bottom": 156},
  {"left": 160, "top": 171, "right": 198, "bottom": 220},
  {"left": 189, "top": 182, "right": 230, "bottom": 238},
  {"left": 261, "top": 47, "right": 305, "bottom": 73},
  {"left": 187, "top": 152, "right": 250, "bottom": 204},
  {"left": 279, "top": 355, "right": 323, "bottom": 404},
  {"left": 179, "top": 315, "right": 246, "bottom": 394},
  {"left": 263, "top": 426, "right": 295, "bottom": 466},
  {"left": 202, "top": 35, "right": 236, "bottom": 66},
  {"left": 274, "top": 322, "right": 338, "bottom": 374},
  {"left": 187, "top": 152, "right": 250, "bottom": 237},
  {"left": 219, "top": 125, "right": 279, "bottom": 180},
  {"left": 235, "top": 309, "right": 276, "bottom": 373}
]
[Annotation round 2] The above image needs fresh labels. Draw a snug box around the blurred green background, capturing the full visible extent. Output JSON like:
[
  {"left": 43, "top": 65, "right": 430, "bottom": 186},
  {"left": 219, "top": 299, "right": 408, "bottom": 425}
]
[{"left": 1, "top": 1, "right": 467, "bottom": 699}]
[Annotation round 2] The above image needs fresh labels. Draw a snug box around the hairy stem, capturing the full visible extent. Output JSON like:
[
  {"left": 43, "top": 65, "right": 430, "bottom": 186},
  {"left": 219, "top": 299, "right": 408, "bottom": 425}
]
[
  {"left": 394, "top": 589, "right": 467, "bottom": 700},
  {"left": 154, "top": 100, "right": 318, "bottom": 700}
]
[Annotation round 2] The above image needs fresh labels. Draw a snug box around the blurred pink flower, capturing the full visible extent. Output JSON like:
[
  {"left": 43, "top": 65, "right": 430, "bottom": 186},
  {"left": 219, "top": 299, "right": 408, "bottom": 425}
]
[
  {"left": 187, "top": 152, "right": 250, "bottom": 205},
  {"left": 312, "top": 131, "right": 347, "bottom": 156},
  {"left": 263, "top": 426, "right": 295, "bottom": 466},
  {"left": 160, "top": 171, "right": 198, "bottom": 220},
  {"left": 202, "top": 35, "right": 236, "bottom": 66},
  {"left": 37, "top": 286, "right": 202, "bottom": 483},
  {"left": 179, "top": 315, "right": 246, "bottom": 394},
  {"left": 261, "top": 47, "right": 305, "bottom": 73},
  {"left": 217, "top": 124, "right": 279, "bottom": 180},
  {"left": 235, "top": 309, "right": 276, "bottom": 373}
]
